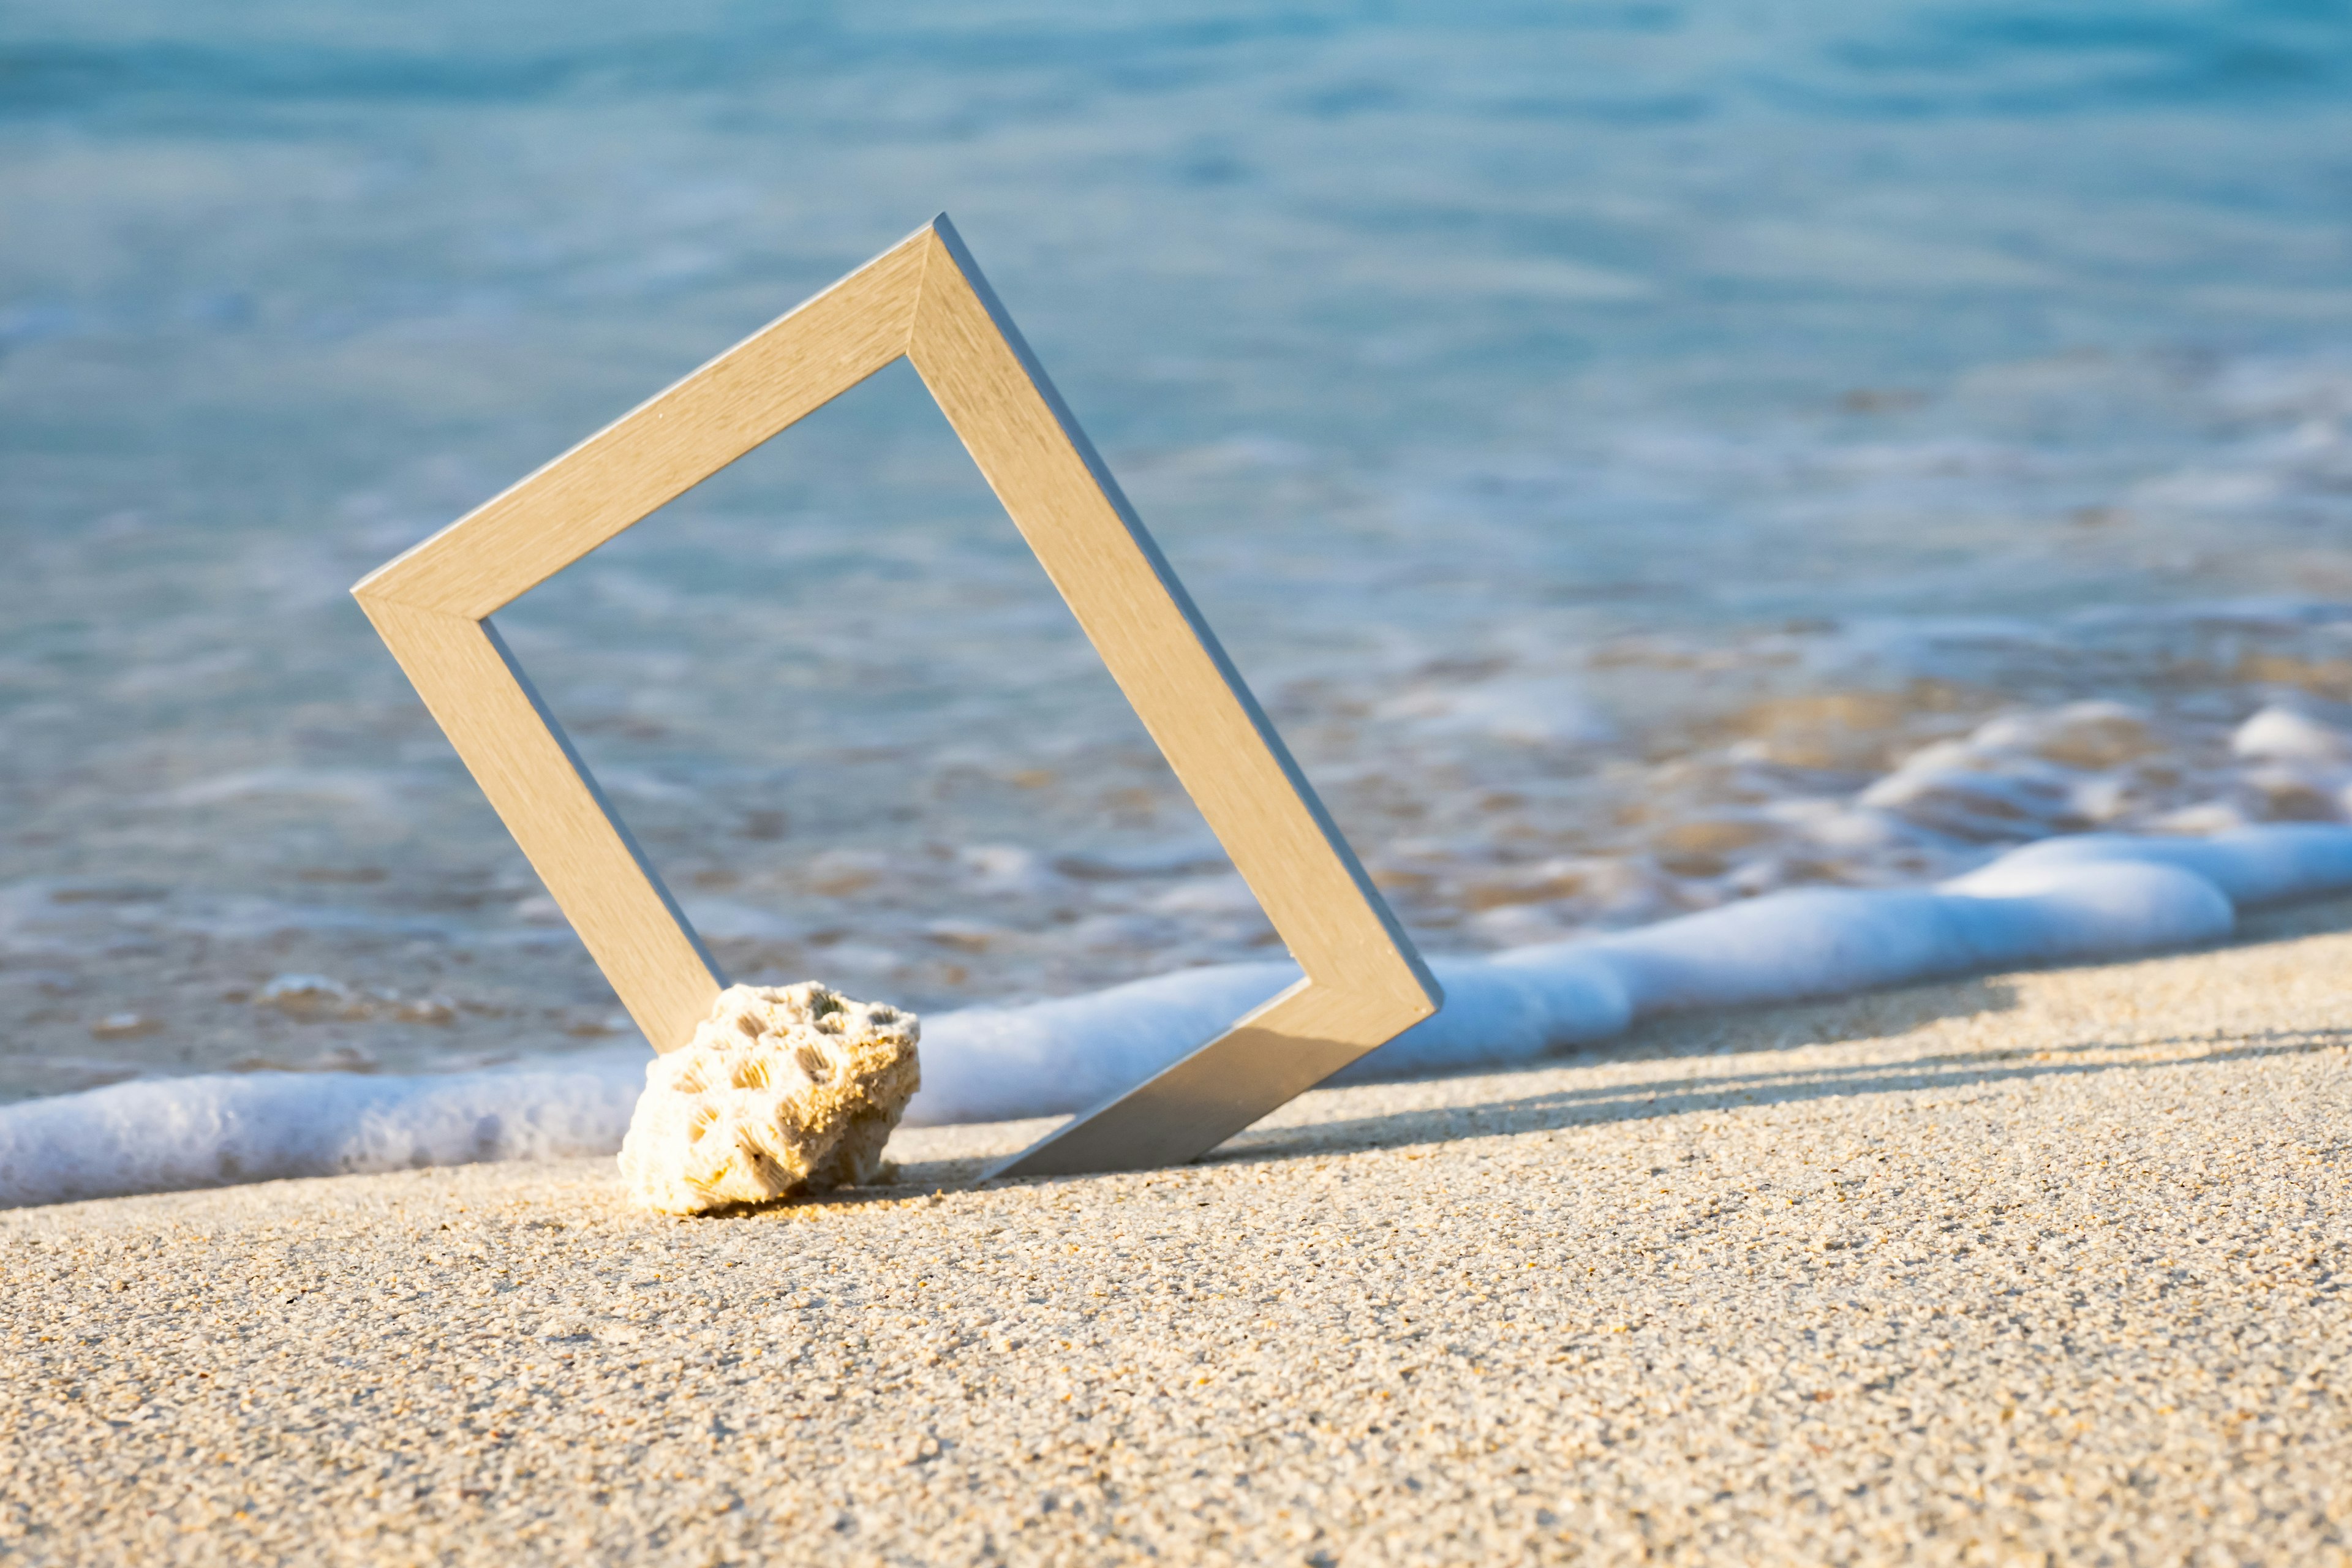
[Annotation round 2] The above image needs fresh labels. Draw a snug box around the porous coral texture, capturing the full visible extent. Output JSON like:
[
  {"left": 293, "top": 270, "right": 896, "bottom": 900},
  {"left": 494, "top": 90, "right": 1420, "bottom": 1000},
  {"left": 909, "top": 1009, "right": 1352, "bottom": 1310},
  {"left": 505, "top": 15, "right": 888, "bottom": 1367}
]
[{"left": 619, "top": 982, "right": 919, "bottom": 1215}]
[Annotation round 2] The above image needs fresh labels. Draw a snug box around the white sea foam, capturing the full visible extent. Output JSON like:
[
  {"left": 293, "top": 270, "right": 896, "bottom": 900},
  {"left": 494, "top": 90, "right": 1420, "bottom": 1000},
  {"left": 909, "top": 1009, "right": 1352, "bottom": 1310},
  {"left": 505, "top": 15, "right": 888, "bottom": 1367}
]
[
  {"left": 2, "top": 826, "right": 2347, "bottom": 1209},
  {"left": 0, "top": 1052, "right": 646, "bottom": 1212}
]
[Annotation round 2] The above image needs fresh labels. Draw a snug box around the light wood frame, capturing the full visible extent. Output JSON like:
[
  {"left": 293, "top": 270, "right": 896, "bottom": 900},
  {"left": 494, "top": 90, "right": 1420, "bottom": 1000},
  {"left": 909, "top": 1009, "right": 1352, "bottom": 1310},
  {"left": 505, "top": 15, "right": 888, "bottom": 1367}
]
[{"left": 352, "top": 215, "right": 1441, "bottom": 1178}]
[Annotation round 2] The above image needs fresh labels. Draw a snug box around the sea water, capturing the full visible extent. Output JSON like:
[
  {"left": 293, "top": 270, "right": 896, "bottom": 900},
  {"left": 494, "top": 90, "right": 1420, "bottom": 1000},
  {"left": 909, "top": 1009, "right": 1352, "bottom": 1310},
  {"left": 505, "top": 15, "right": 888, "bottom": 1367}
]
[{"left": 5, "top": 2, "right": 2352, "bottom": 1200}]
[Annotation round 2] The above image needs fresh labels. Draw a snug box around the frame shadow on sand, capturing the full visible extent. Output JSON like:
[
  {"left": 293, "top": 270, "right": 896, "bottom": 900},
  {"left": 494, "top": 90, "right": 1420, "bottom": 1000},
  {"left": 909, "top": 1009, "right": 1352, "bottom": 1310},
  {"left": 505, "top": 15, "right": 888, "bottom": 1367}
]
[{"left": 731, "top": 891, "right": 2352, "bottom": 1212}]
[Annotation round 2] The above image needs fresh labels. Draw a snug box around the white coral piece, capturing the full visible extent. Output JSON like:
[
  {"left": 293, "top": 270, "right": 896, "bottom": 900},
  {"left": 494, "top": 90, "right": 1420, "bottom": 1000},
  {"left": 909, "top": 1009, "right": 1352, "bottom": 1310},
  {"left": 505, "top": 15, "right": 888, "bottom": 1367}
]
[{"left": 619, "top": 982, "right": 919, "bottom": 1215}]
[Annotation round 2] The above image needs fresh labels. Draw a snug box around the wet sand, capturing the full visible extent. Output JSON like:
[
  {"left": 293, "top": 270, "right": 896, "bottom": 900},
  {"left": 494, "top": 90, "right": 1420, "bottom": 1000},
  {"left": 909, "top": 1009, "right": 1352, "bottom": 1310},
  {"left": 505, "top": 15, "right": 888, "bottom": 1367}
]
[{"left": 6, "top": 903, "right": 2351, "bottom": 1565}]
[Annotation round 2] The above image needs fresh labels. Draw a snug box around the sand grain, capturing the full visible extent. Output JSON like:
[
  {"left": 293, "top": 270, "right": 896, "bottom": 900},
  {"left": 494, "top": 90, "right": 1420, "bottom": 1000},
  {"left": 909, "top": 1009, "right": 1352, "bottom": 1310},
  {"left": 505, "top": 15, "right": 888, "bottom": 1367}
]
[{"left": 5, "top": 913, "right": 2351, "bottom": 1564}]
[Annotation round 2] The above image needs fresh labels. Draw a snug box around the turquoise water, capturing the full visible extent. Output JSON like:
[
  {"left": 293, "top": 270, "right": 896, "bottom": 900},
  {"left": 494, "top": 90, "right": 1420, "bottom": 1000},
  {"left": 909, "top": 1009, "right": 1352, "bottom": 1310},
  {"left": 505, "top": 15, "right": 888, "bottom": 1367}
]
[{"left": 5, "top": 2, "right": 2352, "bottom": 1100}]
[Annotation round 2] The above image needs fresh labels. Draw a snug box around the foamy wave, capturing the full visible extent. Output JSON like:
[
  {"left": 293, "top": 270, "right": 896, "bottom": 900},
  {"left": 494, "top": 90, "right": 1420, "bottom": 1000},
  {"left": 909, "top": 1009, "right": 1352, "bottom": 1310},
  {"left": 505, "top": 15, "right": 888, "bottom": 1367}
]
[
  {"left": 0, "top": 1050, "right": 647, "bottom": 1211},
  {"left": 5, "top": 825, "right": 2348, "bottom": 1209}
]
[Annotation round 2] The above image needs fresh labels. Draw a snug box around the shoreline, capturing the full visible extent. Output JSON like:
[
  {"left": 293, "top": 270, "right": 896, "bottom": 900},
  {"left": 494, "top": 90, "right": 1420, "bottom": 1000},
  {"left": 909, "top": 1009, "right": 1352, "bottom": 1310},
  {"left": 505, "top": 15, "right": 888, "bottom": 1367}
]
[
  {"left": 12, "top": 824, "right": 2352, "bottom": 1212},
  {"left": 6, "top": 908, "right": 2350, "bottom": 1562}
]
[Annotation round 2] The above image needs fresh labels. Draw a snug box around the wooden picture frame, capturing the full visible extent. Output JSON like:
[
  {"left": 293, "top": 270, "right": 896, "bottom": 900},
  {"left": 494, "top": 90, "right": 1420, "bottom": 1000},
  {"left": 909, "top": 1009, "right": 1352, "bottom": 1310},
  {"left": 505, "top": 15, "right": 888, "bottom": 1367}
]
[{"left": 352, "top": 215, "right": 1441, "bottom": 1177}]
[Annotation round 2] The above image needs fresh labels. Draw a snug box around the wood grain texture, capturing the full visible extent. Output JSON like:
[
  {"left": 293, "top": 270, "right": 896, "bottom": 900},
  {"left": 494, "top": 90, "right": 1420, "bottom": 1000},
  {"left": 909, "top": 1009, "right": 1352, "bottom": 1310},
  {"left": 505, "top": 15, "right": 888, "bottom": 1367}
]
[
  {"left": 355, "top": 231, "right": 928, "bottom": 620},
  {"left": 908, "top": 223, "right": 1434, "bottom": 1011},
  {"left": 352, "top": 596, "right": 725, "bottom": 1054},
  {"left": 903, "top": 219, "right": 1441, "bottom": 1177},
  {"left": 984, "top": 979, "right": 1404, "bottom": 1178},
  {"left": 352, "top": 213, "right": 1441, "bottom": 1169}
]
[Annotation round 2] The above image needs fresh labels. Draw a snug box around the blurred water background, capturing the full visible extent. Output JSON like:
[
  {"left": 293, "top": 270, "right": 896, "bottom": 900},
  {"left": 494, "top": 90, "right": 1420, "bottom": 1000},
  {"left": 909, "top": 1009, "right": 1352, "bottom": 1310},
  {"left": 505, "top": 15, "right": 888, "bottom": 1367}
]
[{"left": 6, "top": 1, "right": 2352, "bottom": 1104}]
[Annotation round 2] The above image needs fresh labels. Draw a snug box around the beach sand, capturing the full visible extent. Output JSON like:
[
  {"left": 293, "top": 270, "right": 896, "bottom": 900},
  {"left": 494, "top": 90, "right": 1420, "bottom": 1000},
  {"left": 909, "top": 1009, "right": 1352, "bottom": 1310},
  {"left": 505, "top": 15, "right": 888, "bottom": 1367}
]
[{"left": 6, "top": 903, "right": 2351, "bottom": 1566}]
